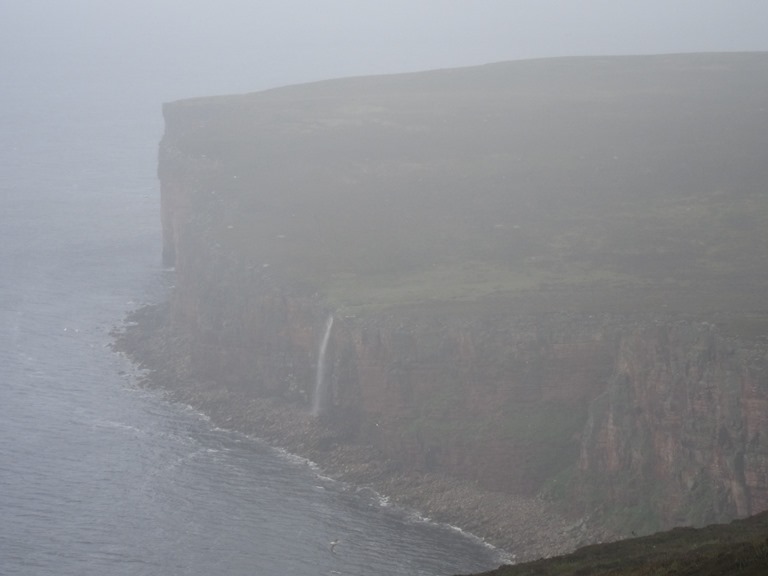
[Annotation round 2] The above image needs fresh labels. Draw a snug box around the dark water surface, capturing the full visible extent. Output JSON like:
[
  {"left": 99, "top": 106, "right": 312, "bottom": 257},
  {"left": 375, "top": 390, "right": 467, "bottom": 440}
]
[{"left": 0, "top": 79, "right": 506, "bottom": 575}]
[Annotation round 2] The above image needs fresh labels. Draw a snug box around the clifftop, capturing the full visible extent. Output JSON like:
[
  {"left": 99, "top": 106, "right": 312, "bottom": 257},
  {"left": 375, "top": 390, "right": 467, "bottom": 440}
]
[{"left": 160, "top": 52, "right": 768, "bottom": 322}]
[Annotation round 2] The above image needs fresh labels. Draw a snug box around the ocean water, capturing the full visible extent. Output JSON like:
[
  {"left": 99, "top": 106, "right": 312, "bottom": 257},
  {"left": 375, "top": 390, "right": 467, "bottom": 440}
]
[{"left": 0, "top": 77, "right": 506, "bottom": 575}]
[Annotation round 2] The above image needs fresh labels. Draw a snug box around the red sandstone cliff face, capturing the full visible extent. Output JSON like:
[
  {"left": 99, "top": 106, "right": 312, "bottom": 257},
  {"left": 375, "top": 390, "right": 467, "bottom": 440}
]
[
  {"left": 578, "top": 322, "right": 768, "bottom": 530},
  {"left": 161, "top": 205, "right": 621, "bottom": 496},
  {"left": 327, "top": 311, "right": 619, "bottom": 495},
  {"left": 155, "top": 166, "right": 768, "bottom": 530}
]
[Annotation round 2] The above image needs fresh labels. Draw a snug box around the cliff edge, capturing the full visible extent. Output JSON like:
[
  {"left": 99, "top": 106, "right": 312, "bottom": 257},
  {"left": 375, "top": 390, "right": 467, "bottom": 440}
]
[{"left": 127, "top": 53, "right": 768, "bottom": 559}]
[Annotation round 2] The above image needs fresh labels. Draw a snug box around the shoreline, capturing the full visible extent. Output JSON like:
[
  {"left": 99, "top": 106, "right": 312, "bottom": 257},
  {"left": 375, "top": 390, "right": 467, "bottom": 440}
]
[{"left": 112, "top": 303, "right": 608, "bottom": 563}]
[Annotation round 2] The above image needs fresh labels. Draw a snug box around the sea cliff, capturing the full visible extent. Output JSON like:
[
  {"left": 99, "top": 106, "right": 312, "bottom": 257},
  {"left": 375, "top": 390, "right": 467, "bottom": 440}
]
[{"left": 122, "top": 53, "right": 768, "bottom": 560}]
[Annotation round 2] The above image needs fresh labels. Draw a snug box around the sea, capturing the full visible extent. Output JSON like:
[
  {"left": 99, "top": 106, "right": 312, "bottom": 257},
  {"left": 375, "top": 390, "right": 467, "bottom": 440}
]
[{"left": 0, "top": 66, "right": 507, "bottom": 575}]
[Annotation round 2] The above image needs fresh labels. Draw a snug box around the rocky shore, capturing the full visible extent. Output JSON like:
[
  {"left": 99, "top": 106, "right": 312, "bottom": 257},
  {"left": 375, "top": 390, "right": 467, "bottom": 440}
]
[{"left": 113, "top": 303, "right": 609, "bottom": 563}]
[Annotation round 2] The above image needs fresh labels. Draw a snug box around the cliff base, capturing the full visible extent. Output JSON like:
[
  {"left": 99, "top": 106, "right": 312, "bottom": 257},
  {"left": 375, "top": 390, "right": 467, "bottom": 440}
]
[{"left": 113, "top": 303, "right": 609, "bottom": 561}]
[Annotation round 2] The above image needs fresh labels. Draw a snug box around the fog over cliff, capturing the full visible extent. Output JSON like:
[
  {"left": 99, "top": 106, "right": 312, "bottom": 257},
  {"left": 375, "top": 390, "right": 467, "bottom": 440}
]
[
  {"left": 5, "top": 2, "right": 767, "bottom": 205},
  {"left": 4, "top": 1, "right": 768, "bottom": 104}
]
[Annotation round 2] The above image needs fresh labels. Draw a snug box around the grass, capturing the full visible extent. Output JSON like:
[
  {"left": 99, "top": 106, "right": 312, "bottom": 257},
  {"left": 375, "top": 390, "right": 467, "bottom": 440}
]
[
  {"left": 463, "top": 511, "right": 768, "bottom": 576},
  {"left": 323, "top": 260, "right": 637, "bottom": 312},
  {"left": 162, "top": 53, "right": 768, "bottom": 323}
]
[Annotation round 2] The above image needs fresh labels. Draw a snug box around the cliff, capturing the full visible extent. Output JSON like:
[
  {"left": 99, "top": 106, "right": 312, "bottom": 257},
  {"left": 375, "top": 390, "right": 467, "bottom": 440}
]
[{"left": 138, "top": 53, "right": 768, "bottom": 554}]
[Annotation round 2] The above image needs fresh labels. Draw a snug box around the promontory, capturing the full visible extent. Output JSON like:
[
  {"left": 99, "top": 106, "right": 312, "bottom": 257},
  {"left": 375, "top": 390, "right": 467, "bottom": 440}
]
[{"left": 118, "top": 52, "right": 768, "bottom": 562}]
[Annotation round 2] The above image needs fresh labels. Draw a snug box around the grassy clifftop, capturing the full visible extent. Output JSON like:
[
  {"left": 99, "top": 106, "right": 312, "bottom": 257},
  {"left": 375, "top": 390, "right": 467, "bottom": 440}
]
[{"left": 161, "top": 53, "right": 768, "bottom": 323}]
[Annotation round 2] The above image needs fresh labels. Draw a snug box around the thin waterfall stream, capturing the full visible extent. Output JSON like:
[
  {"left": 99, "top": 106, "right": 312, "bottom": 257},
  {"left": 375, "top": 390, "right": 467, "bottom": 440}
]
[{"left": 311, "top": 315, "right": 334, "bottom": 416}]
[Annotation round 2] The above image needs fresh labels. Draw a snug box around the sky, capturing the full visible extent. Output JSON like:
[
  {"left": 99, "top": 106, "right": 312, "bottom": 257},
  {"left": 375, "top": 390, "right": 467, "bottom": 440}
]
[{"left": 2, "top": 0, "right": 768, "bottom": 101}]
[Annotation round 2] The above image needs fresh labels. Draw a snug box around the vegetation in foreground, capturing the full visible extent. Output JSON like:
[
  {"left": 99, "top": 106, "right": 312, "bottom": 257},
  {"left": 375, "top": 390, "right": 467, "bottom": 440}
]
[{"left": 462, "top": 511, "right": 768, "bottom": 576}]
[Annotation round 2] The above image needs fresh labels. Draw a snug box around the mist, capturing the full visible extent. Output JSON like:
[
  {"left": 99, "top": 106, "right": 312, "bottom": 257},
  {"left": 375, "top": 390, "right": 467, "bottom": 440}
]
[
  {"left": 3, "top": 0, "right": 766, "bottom": 167},
  {"left": 3, "top": 1, "right": 768, "bottom": 574},
  {"left": 4, "top": 0, "right": 768, "bottom": 104}
]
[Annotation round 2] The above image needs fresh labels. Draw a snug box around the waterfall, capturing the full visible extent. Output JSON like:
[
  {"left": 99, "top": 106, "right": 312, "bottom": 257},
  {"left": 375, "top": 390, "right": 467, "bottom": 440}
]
[{"left": 311, "top": 315, "right": 334, "bottom": 416}]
